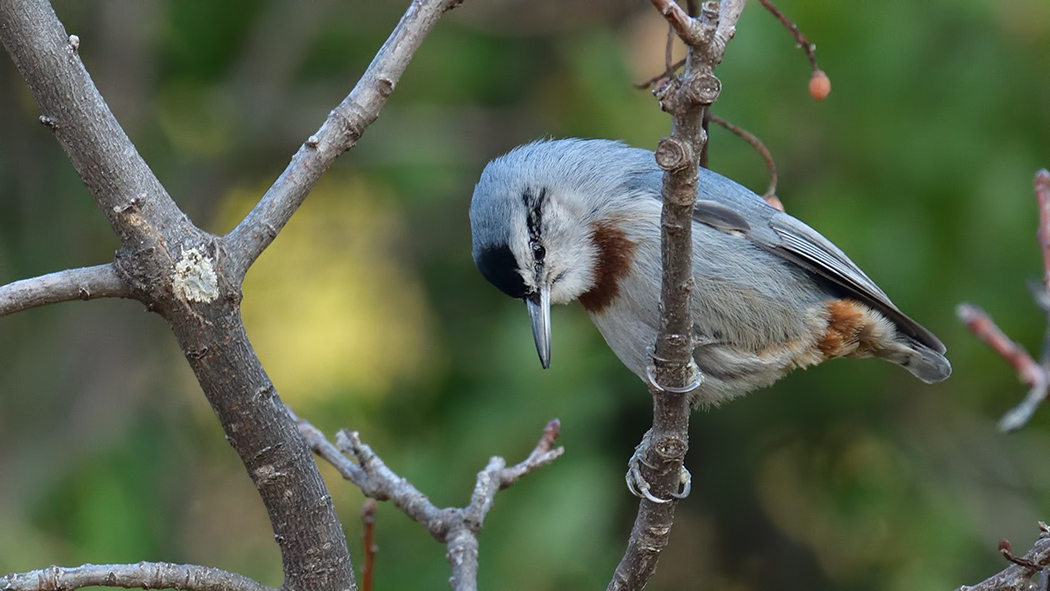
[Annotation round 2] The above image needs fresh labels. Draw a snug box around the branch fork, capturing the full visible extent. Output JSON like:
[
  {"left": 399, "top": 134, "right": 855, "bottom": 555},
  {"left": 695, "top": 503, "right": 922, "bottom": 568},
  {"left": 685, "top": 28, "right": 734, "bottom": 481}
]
[{"left": 294, "top": 413, "right": 563, "bottom": 591}]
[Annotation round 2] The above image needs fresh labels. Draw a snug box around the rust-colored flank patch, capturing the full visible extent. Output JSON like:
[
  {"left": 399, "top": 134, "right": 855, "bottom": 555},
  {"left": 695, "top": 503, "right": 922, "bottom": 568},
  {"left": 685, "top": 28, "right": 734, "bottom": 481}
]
[
  {"left": 816, "top": 298, "right": 883, "bottom": 359},
  {"left": 579, "top": 221, "right": 637, "bottom": 314}
]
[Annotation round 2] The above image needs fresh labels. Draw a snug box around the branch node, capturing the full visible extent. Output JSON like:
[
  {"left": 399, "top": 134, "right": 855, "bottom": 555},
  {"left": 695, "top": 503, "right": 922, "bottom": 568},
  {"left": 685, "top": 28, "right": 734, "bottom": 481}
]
[
  {"left": 685, "top": 73, "right": 721, "bottom": 105},
  {"left": 376, "top": 77, "right": 394, "bottom": 98},
  {"left": 38, "top": 115, "right": 59, "bottom": 130},
  {"left": 654, "top": 137, "right": 692, "bottom": 172}
]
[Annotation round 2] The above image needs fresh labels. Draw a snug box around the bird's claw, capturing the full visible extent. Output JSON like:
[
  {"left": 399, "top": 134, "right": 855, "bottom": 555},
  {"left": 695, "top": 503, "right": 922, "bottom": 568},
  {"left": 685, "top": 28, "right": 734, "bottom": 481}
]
[
  {"left": 644, "top": 347, "right": 704, "bottom": 394},
  {"left": 625, "top": 436, "right": 692, "bottom": 503}
]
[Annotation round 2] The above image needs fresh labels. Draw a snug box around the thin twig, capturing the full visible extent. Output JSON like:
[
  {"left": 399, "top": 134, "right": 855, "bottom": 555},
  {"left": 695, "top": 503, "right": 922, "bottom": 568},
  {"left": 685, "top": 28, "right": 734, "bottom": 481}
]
[
  {"left": 958, "top": 170, "right": 1050, "bottom": 431},
  {"left": 633, "top": 58, "right": 684, "bottom": 90},
  {"left": 707, "top": 112, "right": 781, "bottom": 208},
  {"left": 1034, "top": 170, "right": 1050, "bottom": 290},
  {"left": 360, "top": 500, "right": 378, "bottom": 591},
  {"left": 956, "top": 303, "right": 1050, "bottom": 432},
  {"left": 294, "top": 413, "right": 563, "bottom": 591},
  {"left": 225, "top": 0, "right": 464, "bottom": 279},
  {"left": 955, "top": 524, "right": 1050, "bottom": 591},
  {"left": 1, "top": 563, "right": 276, "bottom": 591},
  {"left": 757, "top": 0, "right": 818, "bottom": 70},
  {"left": 957, "top": 304, "right": 1045, "bottom": 389},
  {"left": 0, "top": 264, "right": 132, "bottom": 317}
]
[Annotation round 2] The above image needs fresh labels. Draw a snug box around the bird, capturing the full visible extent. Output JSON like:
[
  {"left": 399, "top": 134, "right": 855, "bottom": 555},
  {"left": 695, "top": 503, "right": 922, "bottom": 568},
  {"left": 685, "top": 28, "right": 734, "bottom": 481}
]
[{"left": 469, "top": 138, "right": 950, "bottom": 409}]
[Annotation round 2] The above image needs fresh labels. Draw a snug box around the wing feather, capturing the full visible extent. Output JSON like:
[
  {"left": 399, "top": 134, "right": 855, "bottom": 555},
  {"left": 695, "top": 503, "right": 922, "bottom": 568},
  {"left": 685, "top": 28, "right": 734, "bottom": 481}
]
[{"left": 689, "top": 186, "right": 945, "bottom": 354}]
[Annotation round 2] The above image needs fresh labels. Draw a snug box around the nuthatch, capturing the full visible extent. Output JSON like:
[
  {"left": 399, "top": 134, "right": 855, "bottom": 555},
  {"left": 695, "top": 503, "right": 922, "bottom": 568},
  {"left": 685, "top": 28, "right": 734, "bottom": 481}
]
[{"left": 470, "top": 139, "right": 950, "bottom": 408}]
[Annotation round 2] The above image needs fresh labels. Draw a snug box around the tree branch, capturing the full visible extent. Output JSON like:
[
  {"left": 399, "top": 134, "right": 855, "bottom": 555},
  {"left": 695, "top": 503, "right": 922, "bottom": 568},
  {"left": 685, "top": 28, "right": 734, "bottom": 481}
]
[
  {"left": 609, "top": 2, "right": 747, "bottom": 590},
  {"left": 0, "top": 264, "right": 132, "bottom": 317},
  {"left": 958, "top": 170, "right": 1050, "bottom": 432},
  {"left": 706, "top": 112, "right": 781, "bottom": 208},
  {"left": 0, "top": 0, "right": 196, "bottom": 252},
  {"left": 224, "top": 0, "right": 464, "bottom": 279},
  {"left": 1, "top": 563, "right": 276, "bottom": 591},
  {"left": 294, "top": 412, "right": 563, "bottom": 591},
  {"left": 955, "top": 524, "right": 1050, "bottom": 591},
  {"left": 2, "top": 0, "right": 462, "bottom": 589}
]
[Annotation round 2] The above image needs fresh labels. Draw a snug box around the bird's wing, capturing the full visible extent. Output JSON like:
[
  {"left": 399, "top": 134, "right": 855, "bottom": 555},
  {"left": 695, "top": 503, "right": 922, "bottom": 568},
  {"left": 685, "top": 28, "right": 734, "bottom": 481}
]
[{"left": 687, "top": 189, "right": 945, "bottom": 354}]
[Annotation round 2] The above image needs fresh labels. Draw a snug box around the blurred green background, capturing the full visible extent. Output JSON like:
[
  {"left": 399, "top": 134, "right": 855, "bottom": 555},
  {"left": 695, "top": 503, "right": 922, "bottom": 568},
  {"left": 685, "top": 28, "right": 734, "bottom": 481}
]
[{"left": 2, "top": 0, "right": 1049, "bottom": 589}]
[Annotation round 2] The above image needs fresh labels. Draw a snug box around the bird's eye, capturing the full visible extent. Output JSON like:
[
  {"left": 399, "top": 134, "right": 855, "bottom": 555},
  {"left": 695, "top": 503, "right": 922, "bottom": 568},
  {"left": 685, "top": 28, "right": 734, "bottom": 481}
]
[{"left": 531, "top": 242, "right": 546, "bottom": 261}]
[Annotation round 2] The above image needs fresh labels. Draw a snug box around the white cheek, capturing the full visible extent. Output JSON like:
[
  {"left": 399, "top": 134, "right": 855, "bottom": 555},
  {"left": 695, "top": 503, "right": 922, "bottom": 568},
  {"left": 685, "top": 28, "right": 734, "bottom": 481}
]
[{"left": 547, "top": 245, "right": 600, "bottom": 305}]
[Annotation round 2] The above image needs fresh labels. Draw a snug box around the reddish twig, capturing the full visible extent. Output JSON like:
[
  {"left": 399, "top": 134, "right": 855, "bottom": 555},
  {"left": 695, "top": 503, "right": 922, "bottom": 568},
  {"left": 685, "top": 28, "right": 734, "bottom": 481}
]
[
  {"left": 706, "top": 112, "right": 781, "bottom": 209},
  {"left": 755, "top": 0, "right": 830, "bottom": 99},
  {"left": 958, "top": 170, "right": 1050, "bottom": 432},
  {"left": 957, "top": 304, "right": 1045, "bottom": 389},
  {"left": 1034, "top": 170, "right": 1050, "bottom": 289},
  {"left": 361, "top": 500, "right": 378, "bottom": 591},
  {"left": 757, "top": 0, "right": 817, "bottom": 70}
]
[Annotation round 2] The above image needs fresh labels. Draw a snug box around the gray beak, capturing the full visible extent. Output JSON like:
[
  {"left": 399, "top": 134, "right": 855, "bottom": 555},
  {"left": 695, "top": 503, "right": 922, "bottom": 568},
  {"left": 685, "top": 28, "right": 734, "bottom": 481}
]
[{"left": 526, "top": 285, "right": 551, "bottom": 369}]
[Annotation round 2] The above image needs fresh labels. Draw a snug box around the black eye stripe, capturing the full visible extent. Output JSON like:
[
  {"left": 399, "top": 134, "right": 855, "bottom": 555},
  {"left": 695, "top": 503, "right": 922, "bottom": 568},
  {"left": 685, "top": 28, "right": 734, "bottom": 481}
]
[
  {"left": 476, "top": 244, "right": 527, "bottom": 299},
  {"left": 522, "top": 187, "right": 547, "bottom": 247}
]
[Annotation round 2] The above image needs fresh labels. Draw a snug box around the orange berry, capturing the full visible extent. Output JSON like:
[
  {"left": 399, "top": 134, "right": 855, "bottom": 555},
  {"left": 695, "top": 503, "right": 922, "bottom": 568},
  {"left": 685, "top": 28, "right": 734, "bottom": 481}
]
[{"left": 809, "top": 69, "right": 831, "bottom": 100}]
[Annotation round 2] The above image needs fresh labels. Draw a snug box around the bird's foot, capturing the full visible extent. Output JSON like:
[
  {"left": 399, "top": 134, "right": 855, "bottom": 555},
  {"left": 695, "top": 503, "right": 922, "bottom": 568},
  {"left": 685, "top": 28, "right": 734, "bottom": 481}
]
[
  {"left": 625, "top": 431, "right": 692, "bottom": 503},
  {"left": 644, "top": 347, "right": 704, "bottom": 394}
]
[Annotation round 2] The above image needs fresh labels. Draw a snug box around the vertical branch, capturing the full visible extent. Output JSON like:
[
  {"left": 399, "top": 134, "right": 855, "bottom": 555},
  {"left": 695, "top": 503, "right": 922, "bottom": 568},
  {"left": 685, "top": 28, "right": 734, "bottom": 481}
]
[
  {"left": 1034, "top": 170, "right": 1050, "bottom": 290},
  {"left": 608, "top": 2, "right": 747, "bottom": 590}
]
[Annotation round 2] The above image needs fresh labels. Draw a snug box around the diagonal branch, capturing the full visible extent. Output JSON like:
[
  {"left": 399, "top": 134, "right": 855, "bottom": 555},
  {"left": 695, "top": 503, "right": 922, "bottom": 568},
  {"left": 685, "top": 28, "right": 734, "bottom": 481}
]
[
  {"left": 2, "top": 1, "right": 464, "bottom": 590},
  {"left": 954, "top": 524, "right": 1050, "bottom": 591},
  {"left": 1, "top": 563, "right": 276, "bottom": 591},
  {"left": 225, "top": 0, "right": 464, "bottom": 279},
  {"left": 294, "top": 412, "right": 563, "bottom": 591},
  {"left": 0, "top": 0, "right": 195, "bottom": 250},
  {"left": 0, "top": 264, "right": 132, "bottom": 317}
]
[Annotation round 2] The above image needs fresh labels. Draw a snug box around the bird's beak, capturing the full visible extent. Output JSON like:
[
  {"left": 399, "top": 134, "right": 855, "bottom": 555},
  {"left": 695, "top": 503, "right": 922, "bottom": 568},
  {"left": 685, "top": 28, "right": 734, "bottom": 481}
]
[{"left": 526, "top": 285, "right": 551, "bottom": 369}]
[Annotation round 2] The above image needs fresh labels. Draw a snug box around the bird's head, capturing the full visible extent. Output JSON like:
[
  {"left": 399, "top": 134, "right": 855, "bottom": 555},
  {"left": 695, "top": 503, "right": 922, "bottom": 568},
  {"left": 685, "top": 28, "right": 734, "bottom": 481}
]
[{"left": 469, "top": 143, "right": 612, "bottom": 369}]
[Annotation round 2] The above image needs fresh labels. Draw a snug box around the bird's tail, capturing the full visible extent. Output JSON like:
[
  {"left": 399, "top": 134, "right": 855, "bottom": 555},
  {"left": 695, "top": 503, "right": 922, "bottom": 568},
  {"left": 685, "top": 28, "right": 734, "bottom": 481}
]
[{"left": 882, "top": 339, "right": 952, "bottom": 383}]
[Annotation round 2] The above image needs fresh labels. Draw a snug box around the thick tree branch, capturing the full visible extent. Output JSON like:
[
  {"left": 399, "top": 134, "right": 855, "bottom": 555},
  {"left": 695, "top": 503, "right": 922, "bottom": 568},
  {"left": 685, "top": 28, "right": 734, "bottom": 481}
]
[
  {"left": 610, "top": 2, "right": 747, "bottom": 590},
  {"left": 1, "top": 2, "right": 356, "bottom": 588},
  {"left": 1, "top": 563, "right": 276, "bottom": 591},
  {"left": 294, "top": 413, "right": 563, "bottom": 591},
  {"left": 225, "top": 0, "right": 464, "bottom": 278},
  {"left": 0, "top": 264, "right": 131, "bottom": 317},
  {"left": 0, "top": 0, "right": 195, "bottom": 252},
  {"left": 2, "top": 0, "right": 461, "bottom": 589}
]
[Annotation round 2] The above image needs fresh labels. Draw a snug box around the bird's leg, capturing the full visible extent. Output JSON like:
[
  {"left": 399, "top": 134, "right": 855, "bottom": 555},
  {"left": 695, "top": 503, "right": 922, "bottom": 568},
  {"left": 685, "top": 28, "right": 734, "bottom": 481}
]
[{"left": 626, "top": 429, "right": 692, "bottom": 503}]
